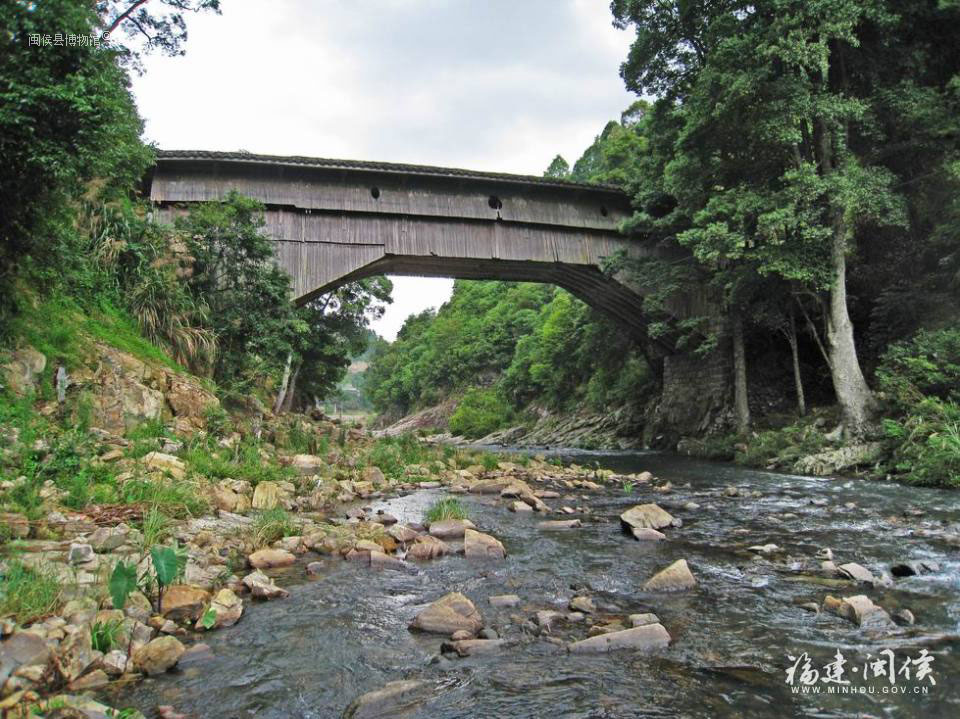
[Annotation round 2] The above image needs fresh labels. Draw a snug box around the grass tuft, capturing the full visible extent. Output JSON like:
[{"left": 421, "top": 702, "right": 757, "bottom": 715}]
[{"left": 425, "top": 497, "right": 468, "bottom": 524}]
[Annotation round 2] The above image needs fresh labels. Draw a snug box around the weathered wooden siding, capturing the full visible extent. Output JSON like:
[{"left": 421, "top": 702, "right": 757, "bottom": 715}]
[{"left": 149, "top": 151, "right": 700, "bottom": 342}]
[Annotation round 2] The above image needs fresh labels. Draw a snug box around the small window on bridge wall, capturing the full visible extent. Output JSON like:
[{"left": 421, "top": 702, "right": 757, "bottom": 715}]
[
  {"left": 488, "top": 195, "right": 503, "bottom": 210},
  {"left": 600, "top": 205, "right": 609, "bottom": 217},
  {"left": 370, "top": 187, "right": 381, "bottom": 200}
]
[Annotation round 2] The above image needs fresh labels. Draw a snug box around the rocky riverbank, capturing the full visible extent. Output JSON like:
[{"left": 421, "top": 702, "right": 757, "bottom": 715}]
[{"left": 0, "top": 410, "right": 659, "bottom": 718}]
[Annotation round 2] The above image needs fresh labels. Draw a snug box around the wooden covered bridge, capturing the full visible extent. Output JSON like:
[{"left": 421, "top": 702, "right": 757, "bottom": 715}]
[{"left": 147, "top": 150, "right": 660, "bottom": 338}]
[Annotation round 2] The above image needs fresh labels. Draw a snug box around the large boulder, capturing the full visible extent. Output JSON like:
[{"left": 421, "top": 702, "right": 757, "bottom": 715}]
[
  {"left": 409, "top": 592, "right": 483, "bottom": 635},
  {"left": 794, "top": 443, "right": 885, "bottom": 476},
  {"left": 143, "top": 452, "right": 186, "bottom": 480},
  {"left": 242, "top": 570, "right": 289, "bottom": 600},
  {"left": 54, "top": 628, "right": 95, "bottom": 682},
  {"left": 0, "top": 632, "right": 51, "bottom": 684},
  {"left": 568, "top": 623, "right": 671, "bottom": 654},
  {"left": 620, "top": 503, "right": 674, "bottom": 532},
  {"left": 133, "top": 636, "right": 185, "bottom": 675},
  {"left": 1, "top": 347, "right": 46, "bottom": 396},
  {"left": 161, "top": 585, "right": 211, "bottom": 622},
  {"left": 252, "top": 481, "right": 292, "bottom": 510},
  {"left": 643, "top": 559, "right": 697, "bottom": 592},
  {"left": 290, "top": 454, "right": 325, "bottom": 476},
  {"left": 463, "top": 528, "right": 506, "bottom": 560},
  {"left": 164, "top": 376, "right": 219, "bottom": 424},
  {"left": 428, "top": 519, "right": 476, "bottom": 539},
  {"left": 196, "top": 588, "right": 243, "bottom": 630},
  {"left": 406, "top": 535, "right": 449, "bottom": 561},
  {"left": 248, "top": 548, "right": 296, "bottom": 569}
]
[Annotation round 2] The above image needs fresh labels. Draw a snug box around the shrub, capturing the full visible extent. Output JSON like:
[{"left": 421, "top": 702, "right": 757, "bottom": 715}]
[
  {"left": 425, "top": 497, "right": 468, "bottom": 523},
  {"left": 877, "top": 327, "right": 960, "bottom": 405},
  {"left": 449, "top": 388, "right": 512, "bottom": 439}
]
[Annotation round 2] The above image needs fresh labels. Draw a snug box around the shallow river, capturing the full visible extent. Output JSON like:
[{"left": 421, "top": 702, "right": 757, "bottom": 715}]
[{"left": 111, "top": 451, "right": 960, "bottom": 718}]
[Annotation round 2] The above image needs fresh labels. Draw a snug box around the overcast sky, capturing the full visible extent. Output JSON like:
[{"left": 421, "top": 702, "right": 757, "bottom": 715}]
[{"left": 133, "top": 0, "right": 635, "bottom": 340}]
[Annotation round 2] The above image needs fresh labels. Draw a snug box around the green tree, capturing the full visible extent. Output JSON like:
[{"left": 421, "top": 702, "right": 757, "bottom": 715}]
[
  {"left": 543, "top": 155, "right": 570, "bottom": 179},
  {"left": 611, "top": 0, "right": 960, "bottom": 436},
  {"left": 97, "top": 0, "right": 222, "bottom": 71},
  {"left": 0, "top": 0, "right": 151, "bottom": 328}
]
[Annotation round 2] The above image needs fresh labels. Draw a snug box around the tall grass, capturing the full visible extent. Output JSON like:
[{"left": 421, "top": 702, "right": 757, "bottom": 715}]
[
  {"left": 425, "top": 497, "right": 468, "bottom": 524},
  {"left": 0, "top": 560, "right": 62, "bottom": 624}
]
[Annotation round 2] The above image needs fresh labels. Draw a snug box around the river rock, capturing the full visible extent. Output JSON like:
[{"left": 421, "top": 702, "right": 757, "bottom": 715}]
[
  {"left": 643, "top": 559, "right": 697, "bottom": 592},
  {"left": 388, "top": 524, "right": 419, "bottom": 543},
  {"left": 0, "top": 632, "right": 51, "bottom": 683},
  {"left": 836, "top": 562, "right": 877, "bottom": 584},
  {"left": 143, "top": 451, "right": 186, "bottom": 479},
  {"left": 442, "top": 639, "right": 505, "bottom": 657},
  {"left": 242, "top": 570, "right": 289, "bottom": 600},
  {"left": 890, "top": 561, "right": 939, "bottom": 578},
  {"left": 54, "top": 627, "right": 94, "bottom": 682},
  {"left": 629, "top": 612, "right": 660, "bottom": 627},
  {"left": 489, "top": 594, "right": 521, "bottom": 608},
  {"left": 568, "top": 623, "right": 671, "bottom": 654},
  {"left": 892, "top": 608, "right": 915, "bottom": 625},
  {"left": 620, "top": 503, "right": 674, "bottom": 532},
  {"left": 133, "top": 636, "right": 185, "bottom": 675},
  {"left": 68, "top": 542, "right": 94, "bottom": 565},
  {"left": 631, "top": 528, "right": 666, "bottom": 541},
  {"left": 409, "top": 592, "right": 483, "bottom": 635},
  {"left": 428, "top": 519, "right": 476, "bottom": 539},
  {"left": 469, "top": 479, "right": 511, "bottom": 494},
  {"left": 248, "top": 548, "right": 296, "bottom": 569},
  {"left": 161, "top": 585, "right": 211, "bottom": 622},
  {"left": 463, "top": 528, "right": 506, "bottom": 559},
  {"left": 252, "top": 481, "right": 285, "bottom": 510},
  {"left": 68, "top": 668, "right": 110, "bottom": 691},
  {"left": 196, "top": 588, "right": 243, "bottom": 630},
  {"left": 537, "top": 519, "right": 581, "bottom": 530},
  {"left": 569, "top": 596, "right": 595, "bottom": 613},
  {"left": 88, "top": 524, "right": 130, "bottom": 552},
  {"left": 370, "top": 550, "right": 406, "bottom": 571},
  {"left": 290, "top": 454, "right": 325, "bottom": 475},
  {"left": 822, "top": 594, "right": 894, "bottom": 628},
  {"left": 101, "top": 649, "right": 129, "bottom": 676},
  {"left": 509, "top": 500, "right": 533, "bottom": 512},
  {"left": 345, "top": 679, "right": 428, "bottom": 719},
  {"left": 406, "top": 535, "right": 449, "bottom": 560},
  {"left": 794, "top": 442, "right": 884, "bottom": 476}
]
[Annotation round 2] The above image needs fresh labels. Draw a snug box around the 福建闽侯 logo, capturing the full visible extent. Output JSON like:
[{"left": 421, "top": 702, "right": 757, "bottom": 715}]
[{"left": 786, "top": 648, "right": 936, "bottom": 695}]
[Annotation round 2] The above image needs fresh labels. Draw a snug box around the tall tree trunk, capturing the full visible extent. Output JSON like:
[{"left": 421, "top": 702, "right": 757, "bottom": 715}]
[
  {"left": 815, "top": 115, "right": 875, "bottom": 437},
  {"left": 281, "top": 362, "right": 301, "bottom": 414},
  {"left": 786, "top": 309, "right": 806, "bottom": 416},
  {"left": 825, "top": 212, "right": 875, "bottom": 436},
  {"left": 731, "top": 310, "right": 750, "bottom": 433},
  {"left": 273, "top": 352, "right": 293, "bottom": 414}
]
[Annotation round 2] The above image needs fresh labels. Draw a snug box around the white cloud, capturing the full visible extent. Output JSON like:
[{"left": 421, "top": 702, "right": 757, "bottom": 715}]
[{"left": 132, "top": 0, "right": 636, "bottom": 339}]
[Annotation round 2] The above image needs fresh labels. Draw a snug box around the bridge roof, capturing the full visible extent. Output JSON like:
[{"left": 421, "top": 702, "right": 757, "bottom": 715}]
[{"left": 155, "top": 149, "right": 628, "bottom": 197}]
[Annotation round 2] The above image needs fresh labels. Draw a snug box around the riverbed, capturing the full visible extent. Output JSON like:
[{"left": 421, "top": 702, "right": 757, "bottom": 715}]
[{"left": 110, "top": 451, "right": 960, "bottom": 718}]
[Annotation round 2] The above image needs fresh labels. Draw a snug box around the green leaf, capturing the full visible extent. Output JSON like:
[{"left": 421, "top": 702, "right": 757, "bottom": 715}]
[
  {"left": 200, "top": 606, "right": 217, "bottom": 630},
  {"left": 108, "top": 560, "right": 138, "bottom": 610},
  {"left": 150, "top": 544, "right": 186, "bottom": 587}
]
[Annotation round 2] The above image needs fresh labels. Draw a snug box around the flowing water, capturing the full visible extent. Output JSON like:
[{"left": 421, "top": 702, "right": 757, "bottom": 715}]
[{"left": 111, "top": 451, "right": 960, "bottom": 718}]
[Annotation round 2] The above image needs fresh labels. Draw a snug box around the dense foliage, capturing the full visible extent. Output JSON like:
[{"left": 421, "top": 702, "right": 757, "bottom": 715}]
[
  {"left": 363, "top": 280, "right": 652, "bottom": 436},
  {"left": 1, "top": 1, "right": 389, "bottom": 411}
]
